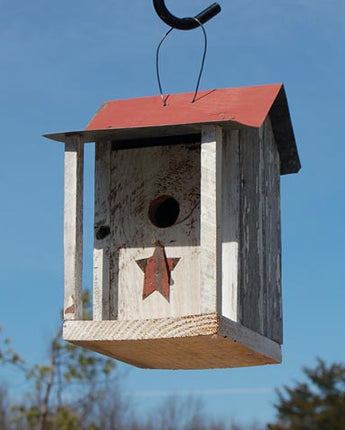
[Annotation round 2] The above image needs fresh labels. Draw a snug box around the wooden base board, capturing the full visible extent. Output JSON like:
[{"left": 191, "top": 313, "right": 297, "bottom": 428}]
[{"left": 63, "top": 314, "right": 281, "bottom": 369}]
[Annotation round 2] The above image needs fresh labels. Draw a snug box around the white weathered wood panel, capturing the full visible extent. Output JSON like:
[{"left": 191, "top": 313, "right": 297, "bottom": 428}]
[
  {"left": 93, "top": 141, "right": 112, "bottom": 321},
  {"left": 200, "top": 126, "right": 223, "bottom": 314},
  {"left": 116, "top": 245, "right": 200, "bottom": 320},
  {"left": 64, "top": 136, "right": 84, "bottom": 320},
  {"left": 221, "top": 130, "right": 240, "bottom": 321},
  {"left": 109, "top": 142, "right": 201, "bottom": 320}
]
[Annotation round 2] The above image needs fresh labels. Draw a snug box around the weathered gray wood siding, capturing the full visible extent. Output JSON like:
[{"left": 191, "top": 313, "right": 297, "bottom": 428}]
[{"left": 237, "top": 117, "right": 282, "bottom": 344}]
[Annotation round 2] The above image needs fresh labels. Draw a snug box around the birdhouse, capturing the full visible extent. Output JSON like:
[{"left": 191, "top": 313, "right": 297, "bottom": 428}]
[{"left": 45, "top": 84, "right": 300, "bottom": 369}]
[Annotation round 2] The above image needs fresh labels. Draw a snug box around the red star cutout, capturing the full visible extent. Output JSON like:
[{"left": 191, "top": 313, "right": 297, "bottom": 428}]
[{"left": 136, "top": 242, "right": 180, "bottom": 301}]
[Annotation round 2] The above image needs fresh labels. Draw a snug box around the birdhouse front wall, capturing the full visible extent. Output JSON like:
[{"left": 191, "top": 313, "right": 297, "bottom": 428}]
[
  {"left": 109, "top": 141, "right": 202, "bottom": 321},
  {"left": 92, "top": 126, "right": 223, "bottom": 324}
]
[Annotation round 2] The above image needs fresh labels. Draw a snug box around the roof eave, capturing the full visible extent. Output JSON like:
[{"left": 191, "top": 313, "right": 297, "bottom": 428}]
[
  {"left": 44, "top": 84, "right": 301, "bottom": 175},
  {"left": 269, "top": 85, "right": 301, "bottom": 174}
]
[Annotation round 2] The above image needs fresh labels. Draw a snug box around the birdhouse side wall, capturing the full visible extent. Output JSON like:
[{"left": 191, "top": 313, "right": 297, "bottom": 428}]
[{"left": 237, "top": 118, "right": 282, "bottom": 344}]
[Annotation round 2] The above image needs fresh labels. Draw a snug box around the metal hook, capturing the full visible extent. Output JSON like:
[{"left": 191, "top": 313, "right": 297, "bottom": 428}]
[{"left": 153, "top": 0, "right": 221, "bottom": 30}]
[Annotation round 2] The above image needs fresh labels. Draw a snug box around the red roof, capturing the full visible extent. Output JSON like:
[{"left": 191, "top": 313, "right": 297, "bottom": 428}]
[
  {"left": 45, "top": 84, "right": 300, "bottom": 174},
  {"left": 86, "top": 84, "right": 282, "bottom": 131}
]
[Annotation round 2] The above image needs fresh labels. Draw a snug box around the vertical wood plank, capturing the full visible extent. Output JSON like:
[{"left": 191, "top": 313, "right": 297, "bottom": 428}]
[
  {"left": 238, "top": 120, "right": 282, "bottom": 343},
  {"left": 64, "top": 135, "right": 84, "bottom": 320},
  {"left": 221, "top": 130, "right": 240, "bottom": 321},
  {"left": 93, "top": 141, "right": 111, "bottom": 321},
  {"left": 238, "top": 126, "right": 264, "bottom": 334},
  {"left": 262, "top": 118, "right": 282, "bottom": 343},
  {"left": 200, "top": 125, "right": 223, "bottom": 314}
]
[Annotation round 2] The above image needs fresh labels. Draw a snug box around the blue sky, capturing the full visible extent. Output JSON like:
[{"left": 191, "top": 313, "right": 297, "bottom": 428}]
[{"left": 1, "top": 0, "right": 344, "bottom": 426}]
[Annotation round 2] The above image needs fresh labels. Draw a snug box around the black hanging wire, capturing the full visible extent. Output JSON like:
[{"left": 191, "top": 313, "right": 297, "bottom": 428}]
[
  {"left": 192, "top": 18, "right": 207, "bottom": 103},
  {"left": 155, "top": 19, "right": 208, "bottom": 106},
  {"left": 156, "top": 27, "right": 174, "bottom": 106}
]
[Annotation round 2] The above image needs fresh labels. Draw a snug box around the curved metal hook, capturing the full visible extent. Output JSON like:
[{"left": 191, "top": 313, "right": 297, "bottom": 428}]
[{"left": 153, "top": 0, "right": 221, "bottom": 31}]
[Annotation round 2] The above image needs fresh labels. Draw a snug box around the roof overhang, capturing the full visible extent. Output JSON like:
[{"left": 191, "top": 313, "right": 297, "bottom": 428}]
[{"left": 44, "top": 84, "right": 301, "bottom": 174}]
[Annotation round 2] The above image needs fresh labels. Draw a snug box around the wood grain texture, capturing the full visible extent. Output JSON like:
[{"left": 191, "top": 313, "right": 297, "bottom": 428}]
[
  {"left": 109, "top": 141, "right": 201, "bottom": 320},
  {"left": 200, "top": 126, "right": 223, "bottom": 314},
  {"left": 64, "top": 136, "right": 84, "bottom": 320},
  {"left": 93, "top": 141, "right": 112, "bottom": 320},
  {"left": 238, "top": 125, "right": 263, "bottom": 334},
  {"left": 63, "top": 314, "right": 281, "bottom": 369},
  {"left": 64, "top": 314, "right": 219, "bottom": 341},
  {"left": 238, "top": 118, "right": 282, "bottom": 343},
  {"left": 261, "top": 118, "right": 282, "bottom": 342}
]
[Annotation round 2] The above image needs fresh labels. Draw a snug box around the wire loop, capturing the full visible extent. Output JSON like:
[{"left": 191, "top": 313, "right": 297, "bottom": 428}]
[
  {"left": 155, "top": 19, "right": 208, "bottom": 106},
  {"left": 156, "top": 28, "right": 174, "bottom": 106},
  {"left": 192, "top": 18, "right": 207, "bottom": 103}
]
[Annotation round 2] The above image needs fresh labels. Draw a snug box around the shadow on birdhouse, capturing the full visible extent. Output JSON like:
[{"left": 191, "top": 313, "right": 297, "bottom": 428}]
[{"left": 45, "top": 84, "right": 300, "bottom": 369}]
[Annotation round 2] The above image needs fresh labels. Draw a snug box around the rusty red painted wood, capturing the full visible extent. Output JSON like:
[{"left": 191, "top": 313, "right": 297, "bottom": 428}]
[
  {"left": 86, "top": 84, "right": 282, "bottom": 131},
  {"left": 136, "top": 242, "right": 180, "bottom": 301}
]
